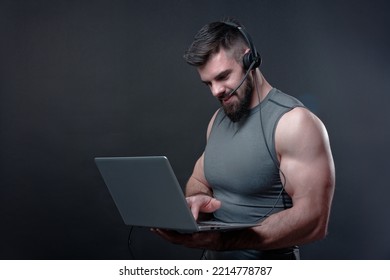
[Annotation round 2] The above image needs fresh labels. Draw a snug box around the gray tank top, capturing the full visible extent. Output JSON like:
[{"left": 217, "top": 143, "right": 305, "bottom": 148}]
[{"left": 204, "top": 88, "right": 304, "bottom": 223}]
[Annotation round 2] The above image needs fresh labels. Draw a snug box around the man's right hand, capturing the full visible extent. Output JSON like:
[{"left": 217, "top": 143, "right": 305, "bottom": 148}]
[{"left": 186, "top": 194, "right": 221, "bottom": 220}]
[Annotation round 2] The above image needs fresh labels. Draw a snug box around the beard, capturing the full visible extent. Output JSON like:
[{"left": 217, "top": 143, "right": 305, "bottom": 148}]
[{"left": 221, "top": 75, "right": 254, "bottom": 123}]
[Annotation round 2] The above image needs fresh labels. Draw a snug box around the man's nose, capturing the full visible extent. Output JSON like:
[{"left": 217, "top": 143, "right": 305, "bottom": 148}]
[{"left": 210, "top": 83, "right": 226, "bottom": 98}]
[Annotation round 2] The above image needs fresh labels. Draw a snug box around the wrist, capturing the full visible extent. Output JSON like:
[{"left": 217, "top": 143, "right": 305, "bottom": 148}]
[{"left": 219, "top": 229, "right": 257, "bottom": 251}]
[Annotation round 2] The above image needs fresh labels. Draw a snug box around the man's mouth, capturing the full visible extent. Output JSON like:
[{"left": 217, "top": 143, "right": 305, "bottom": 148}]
[{"left": 221, "top": 93, "right": 234, "bottom": 103}]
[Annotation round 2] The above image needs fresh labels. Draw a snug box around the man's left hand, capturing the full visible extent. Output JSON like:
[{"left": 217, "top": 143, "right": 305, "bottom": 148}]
[{"left": 152, "top": 228, "right": 224, "bottom": 251}]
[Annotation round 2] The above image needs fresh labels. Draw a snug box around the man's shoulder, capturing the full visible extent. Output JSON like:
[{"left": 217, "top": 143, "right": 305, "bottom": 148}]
[
  {"left": 276, "top": 107, "right": 328, "bottom": 154},
  {"left": 280, "top": 106, "right": 315, "bottom": 124},
  {"left": 279, "top": 106, "right": 325, "bottom": 136}
]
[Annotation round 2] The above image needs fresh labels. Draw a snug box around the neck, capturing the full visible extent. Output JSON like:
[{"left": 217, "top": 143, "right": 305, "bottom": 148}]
[{"left": 249, "top": 69, "right": 272, "bottom": 108}]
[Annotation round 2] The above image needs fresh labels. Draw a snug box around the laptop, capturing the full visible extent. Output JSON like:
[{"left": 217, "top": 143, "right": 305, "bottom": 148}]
[{"left": 94, "top": 156, "right": 259, "bottom": 232}]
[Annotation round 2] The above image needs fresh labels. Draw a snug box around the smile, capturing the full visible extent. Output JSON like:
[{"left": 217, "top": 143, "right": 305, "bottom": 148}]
[{"left": 221, "top": 93, "right": 235, "bottom": 103}]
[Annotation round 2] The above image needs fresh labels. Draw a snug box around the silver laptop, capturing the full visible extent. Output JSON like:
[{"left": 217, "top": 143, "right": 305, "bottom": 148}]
[{"left": 94, "top": 156, "right": 259, "bottom": 232}]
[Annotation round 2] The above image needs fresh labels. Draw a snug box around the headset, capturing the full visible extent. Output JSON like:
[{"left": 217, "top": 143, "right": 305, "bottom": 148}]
[{"left": 223, "top": 21, "right": 262, "bottom": 71}]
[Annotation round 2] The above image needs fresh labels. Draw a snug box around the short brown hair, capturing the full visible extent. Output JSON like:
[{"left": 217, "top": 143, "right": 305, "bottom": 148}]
[{"left": 183, "top": 18, "right": 248, "bottom": 67}]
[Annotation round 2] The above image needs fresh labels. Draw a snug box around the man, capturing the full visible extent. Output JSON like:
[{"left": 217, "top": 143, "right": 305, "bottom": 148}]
[{"left": 155, "top": 18, "right": 335, "bottom": 259}]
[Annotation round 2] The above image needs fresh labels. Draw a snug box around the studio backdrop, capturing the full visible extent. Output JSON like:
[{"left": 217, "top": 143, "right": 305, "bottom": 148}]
[{"left": 0, "top": 0, "right": 389, "bottom": 259}]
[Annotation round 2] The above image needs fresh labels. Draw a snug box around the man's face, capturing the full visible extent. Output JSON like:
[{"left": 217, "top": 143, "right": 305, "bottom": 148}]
[{"left": 197, "top": 48, "right": 253, "bottom": 122}]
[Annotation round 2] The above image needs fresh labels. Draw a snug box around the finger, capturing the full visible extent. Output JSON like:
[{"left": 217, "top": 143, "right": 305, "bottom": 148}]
[
  {"left": 186, "top": 195, "right": 221, "bottom": 219},
  {"left": 186, "top": 196, "right": 201, "bottom": 220},
  {"left": 190, "top": 203, "right": 200, "bottom": 220}
]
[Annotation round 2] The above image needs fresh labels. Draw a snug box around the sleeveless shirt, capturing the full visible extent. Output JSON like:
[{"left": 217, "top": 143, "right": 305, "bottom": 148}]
[{"left": 203, "top": 88, "right": 304, "bottom": 259}]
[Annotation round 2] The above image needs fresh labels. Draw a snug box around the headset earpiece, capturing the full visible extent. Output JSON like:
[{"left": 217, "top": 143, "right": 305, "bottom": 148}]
[{"left": 243, "top": 51, "right": 261, "bottom": 70}]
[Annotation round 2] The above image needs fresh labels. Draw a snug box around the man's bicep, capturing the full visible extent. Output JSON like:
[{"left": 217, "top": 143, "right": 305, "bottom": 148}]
[
  {"left": 277, "top": 108, "right": 335, "bottom": 212},
  {"left": 281, "top": 152, "right": 334, "bottom": 207}
]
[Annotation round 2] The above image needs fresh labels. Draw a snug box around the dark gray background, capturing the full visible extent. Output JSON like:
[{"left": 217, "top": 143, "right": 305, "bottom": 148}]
[{"left": 1, "top": 0, "right": 389, "bottom": 259}]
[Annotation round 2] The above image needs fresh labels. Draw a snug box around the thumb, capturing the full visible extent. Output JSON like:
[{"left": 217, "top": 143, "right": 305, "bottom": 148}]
[{"left": 207, "top": 198, "right": 222, "bottom": 212}]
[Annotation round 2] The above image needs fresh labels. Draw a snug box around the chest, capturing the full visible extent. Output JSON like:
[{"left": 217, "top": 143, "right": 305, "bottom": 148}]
[{"left": 204, "top": 114, "right": 280, "bottom": 195}]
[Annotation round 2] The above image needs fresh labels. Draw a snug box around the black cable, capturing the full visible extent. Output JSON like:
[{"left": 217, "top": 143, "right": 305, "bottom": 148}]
[
  {"left": 254, "top": 73, "right": 287, "bottom": 222},
  {"left": 127, "top": 226, "right": 136, "bottom": 259}
]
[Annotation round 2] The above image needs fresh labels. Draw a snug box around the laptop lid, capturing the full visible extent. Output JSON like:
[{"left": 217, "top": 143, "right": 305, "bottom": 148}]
[{"left": 95, "top": 156, "right": 259, "bottom": 232}]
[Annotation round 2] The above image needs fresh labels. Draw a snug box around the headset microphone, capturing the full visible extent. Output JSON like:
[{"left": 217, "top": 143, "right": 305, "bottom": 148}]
[{"left": 227, "top": 60, "right": 256, "bottom": 97}]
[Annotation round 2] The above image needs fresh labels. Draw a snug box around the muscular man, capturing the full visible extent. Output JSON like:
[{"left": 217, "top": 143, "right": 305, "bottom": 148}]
[{"left": 155, "top": 19, "right": 335, "bottom": 259}]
